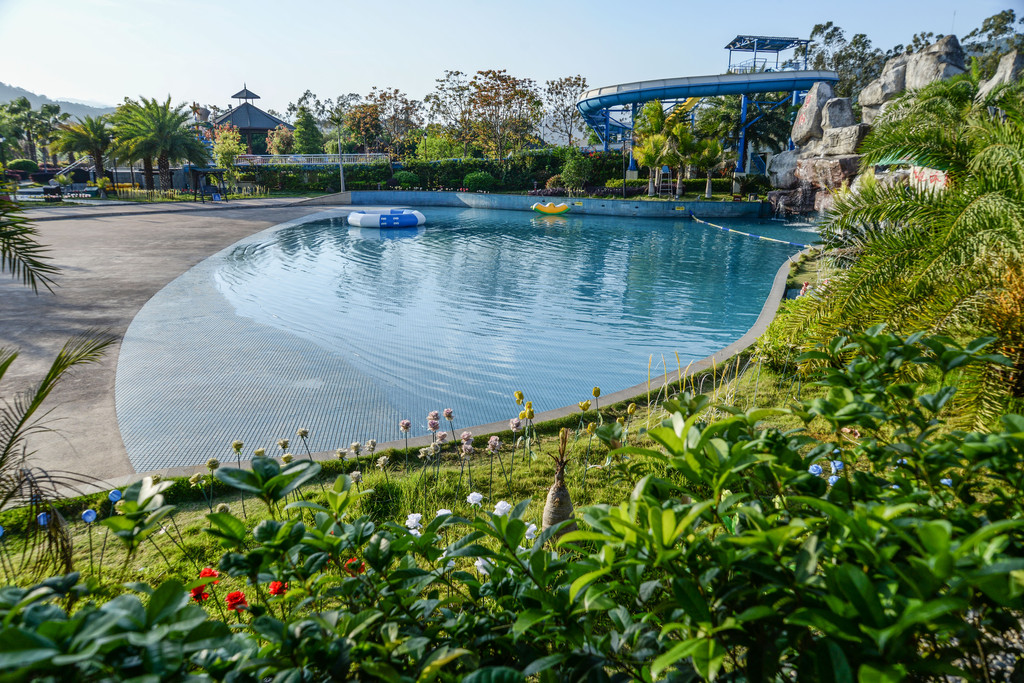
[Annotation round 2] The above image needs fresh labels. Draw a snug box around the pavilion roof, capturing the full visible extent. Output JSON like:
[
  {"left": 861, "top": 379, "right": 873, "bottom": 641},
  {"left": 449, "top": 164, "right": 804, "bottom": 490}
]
[{"left": 213, "top": 102, "right": 293, "bottom": 131}]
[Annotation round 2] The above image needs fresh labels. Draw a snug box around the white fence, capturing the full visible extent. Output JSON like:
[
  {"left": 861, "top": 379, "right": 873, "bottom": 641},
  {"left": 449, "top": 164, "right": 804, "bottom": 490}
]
[{"left": 234, "top": 154, "right": 389, "bottom": 166}]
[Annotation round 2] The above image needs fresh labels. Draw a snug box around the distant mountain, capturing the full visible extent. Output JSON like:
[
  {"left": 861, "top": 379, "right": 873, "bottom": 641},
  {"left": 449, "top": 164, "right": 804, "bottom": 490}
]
[{"left": 0, "top": 81, "right": 115, "bottom": 118}]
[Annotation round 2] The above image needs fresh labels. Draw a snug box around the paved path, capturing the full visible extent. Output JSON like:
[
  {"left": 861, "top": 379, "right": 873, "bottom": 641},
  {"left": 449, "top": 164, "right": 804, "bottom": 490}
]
[{"left": 0, "top": 199, "right": 325, "bottom": 488}]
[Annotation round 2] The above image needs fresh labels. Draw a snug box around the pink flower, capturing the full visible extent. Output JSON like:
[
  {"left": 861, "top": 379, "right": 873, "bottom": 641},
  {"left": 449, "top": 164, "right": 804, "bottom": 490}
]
[
  {"left": 488, "top": 436, "right": 500, "bottom": 453},
  {"left": 436, "top": 431, "right": 449, "bottom": 443},
  {"left": 400, "top": 419, "right": 411, "bottom": 432},
  {"left": 461, "top": 431, "right": 472, "bottom": 443},
  {"left": 443, "top": 408, "right": 454, "bottom": 420},
  {"left": 509, "top": 418, "right": 522, "bottom": 432},
  {"left": 428, "top": 419, "right": 440, "bottom": 432},
  {"left": 462, "top": 443, "right": 474, "bottom": 455},
  {"left": 428, "top": 411, "right": 440, "bottom": 421}
]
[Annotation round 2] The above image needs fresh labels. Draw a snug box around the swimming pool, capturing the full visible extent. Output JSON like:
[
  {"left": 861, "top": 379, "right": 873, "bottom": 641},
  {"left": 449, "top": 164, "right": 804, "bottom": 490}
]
[{"left": 115, "top": 207, "right": 815, "bottom": 470}]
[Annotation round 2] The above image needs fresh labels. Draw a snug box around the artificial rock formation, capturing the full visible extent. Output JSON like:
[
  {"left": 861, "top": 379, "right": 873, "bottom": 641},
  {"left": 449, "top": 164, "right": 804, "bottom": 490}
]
[
  {"left": 768, "top": 35, "right": 977, "bottom": 216},
  {"left": 791, "top": 82, "right": 834, "bottom": 145},
  {"left": 858, "top": 35, "right": 966, "bottom": 123},
  {"left": 978, "top": 50, "right": 1024, "bottom": 101}
]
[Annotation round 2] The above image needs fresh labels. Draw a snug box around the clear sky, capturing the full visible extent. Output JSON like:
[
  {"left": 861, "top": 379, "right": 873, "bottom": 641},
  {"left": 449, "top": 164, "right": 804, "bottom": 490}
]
[{"left": 0, "top": 0, "right": 1014, "bottom": 116}]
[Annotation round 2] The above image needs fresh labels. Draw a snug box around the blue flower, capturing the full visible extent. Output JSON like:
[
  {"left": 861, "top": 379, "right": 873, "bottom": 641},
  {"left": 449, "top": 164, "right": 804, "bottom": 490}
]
[
  {"left": 940, "top": 478, "right": 953, "bottom": 487},
  {"left": 0, "top": 524, "right": 4, "bottom": 538},
  {"left": 809, "top": 464, "right": 823, "bottom": 476},
  {"left": 82, "top": 509, "right": 97, "bottom": 524},
  {"left": 831, "top": 460, "right": 844, "bottom": 473},
  {"left": 891, "top": 484, "right": 901, "bottom": 490},
  {"left": 827, "top": 475, "right": 839, "bottom": 486},
  {"left": 37, "top": 512, "right": 49, "bottom": 526},
  {"left": 897, "top": 458, "right": 908, "bottom": 466},
  {"left": 108, "top": 490, "right": 122, "bottom": 503},
  {"left": 832, "top": 448, "right": 840, "bottom": 455}
]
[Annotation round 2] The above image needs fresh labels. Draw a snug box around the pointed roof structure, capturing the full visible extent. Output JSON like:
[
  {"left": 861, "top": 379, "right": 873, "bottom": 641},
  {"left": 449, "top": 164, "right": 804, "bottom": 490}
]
[
  {"left": 212, "top": 85, "right": 293, "bottom": 153},
  {"left": 213, "top": 102, "right": 291, "bottom": 131},
  {"left": 231, "top": 84, "right": 260, "bottom": 102}
]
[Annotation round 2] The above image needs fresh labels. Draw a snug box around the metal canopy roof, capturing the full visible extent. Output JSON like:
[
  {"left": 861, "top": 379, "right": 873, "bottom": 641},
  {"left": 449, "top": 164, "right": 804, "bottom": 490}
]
[
  {"left": 725, "top": 35, "right": 807, "bottom": 52},
  {"left": 231, "top": 87, "right": 260, "bottom": 100}
]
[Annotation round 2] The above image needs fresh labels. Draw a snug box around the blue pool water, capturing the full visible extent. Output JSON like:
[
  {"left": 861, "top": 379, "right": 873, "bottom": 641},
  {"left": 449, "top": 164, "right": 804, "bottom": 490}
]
[{"left": 116, "top": 207, "right": 816, "bottom": 470}]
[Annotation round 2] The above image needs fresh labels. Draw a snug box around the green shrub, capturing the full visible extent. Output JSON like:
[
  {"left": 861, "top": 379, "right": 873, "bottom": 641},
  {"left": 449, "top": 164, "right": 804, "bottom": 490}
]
[
  {"left": 560, "top": 149, "right": 592, "bottom": 192},
  {"left": 604, "top": 178, "right": 648, "bottom": 188},
  {"left": 8, "top": 159, "right": 39, "bottom": 174},
  {"left": 392, "top": 170, "right": 419, "bottom": 189},
  {"left": 464, "top": 170, "right": 496, "bottom": 192}
]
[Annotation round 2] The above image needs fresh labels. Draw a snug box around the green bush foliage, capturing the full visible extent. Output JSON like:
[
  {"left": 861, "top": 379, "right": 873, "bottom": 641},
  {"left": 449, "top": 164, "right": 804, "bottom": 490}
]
[
  {"left": 392, "top": 170, "right": 419, "bottom": 189},
  {"left": 7, "top": 159, "right": 39, "bottom": 173},
  {"left": 2, "top": 329, "right": 1022, "bottom": 681},
  {"left": 604, "top": 178, "right": 649, "bottom": 188},
  {"left": 464, "top": 170, "right": 496, "bottom": 192}
]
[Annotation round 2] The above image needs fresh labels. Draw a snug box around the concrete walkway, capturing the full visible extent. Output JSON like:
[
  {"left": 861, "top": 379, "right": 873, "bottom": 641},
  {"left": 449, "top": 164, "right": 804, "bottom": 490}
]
[{"left": 0, "top": 199, "right": 325, "bottom": 488}]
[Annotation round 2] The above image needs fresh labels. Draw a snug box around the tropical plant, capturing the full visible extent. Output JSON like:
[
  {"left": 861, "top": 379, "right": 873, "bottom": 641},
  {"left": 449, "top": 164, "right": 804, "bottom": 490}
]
[
  {"left": 0, "top": 198, "right": 57, "bottom": 293},
  {"left": 52, "top": 115, "right": 112, "bottom": 182},
  {"left": 663, "top": 123, "right": 700, "bottom": 198},
  {"left": 265, "top": 123, "right": 294, "bottom": 155},
  {"left": 632, "top": 133, "right": 667, "bottom": 196},
  {"left": 541, "top": 427, "right": 576, "bottom": 537},
  {"left": 688, "top": 139, "right": 732, "bottom": 199},
  {"left": 785, "top": 73, "right": 1024, "bottom": 426},
  {"left": 112, "top": 98, "right": 157, "bottom": 189},
  {"left": 112, "top": 97, "right": 207, "bottom": 190}
]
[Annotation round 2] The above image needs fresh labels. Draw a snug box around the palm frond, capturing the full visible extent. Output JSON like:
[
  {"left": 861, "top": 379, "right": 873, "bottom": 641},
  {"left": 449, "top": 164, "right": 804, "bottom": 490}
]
[{"left": 0, "top": 199, "right": 58, "bottom": 293}]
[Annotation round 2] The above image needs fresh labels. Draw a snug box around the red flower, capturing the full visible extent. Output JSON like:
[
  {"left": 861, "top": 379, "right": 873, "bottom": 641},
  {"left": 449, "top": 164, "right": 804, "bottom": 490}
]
[
  {"left": 190, "top": 586, "right": 209, "bottom": 603},
  {"left": 344, "top": 558, "right": 366, "bottom": 576},
  {"left": 199, "top": 567, "right": 220, "bottom": 583},
  {"left": 225, "top": 590, "right": 248, "bottom": 612},
  {"left": 268, "top": 581, "right": 288, "bottom": 596}
]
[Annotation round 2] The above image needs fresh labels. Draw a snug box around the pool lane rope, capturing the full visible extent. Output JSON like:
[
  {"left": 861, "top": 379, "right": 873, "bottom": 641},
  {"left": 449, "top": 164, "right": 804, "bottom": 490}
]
[{"left": 689, "top": 211, "right": 811, "bottom": 248}]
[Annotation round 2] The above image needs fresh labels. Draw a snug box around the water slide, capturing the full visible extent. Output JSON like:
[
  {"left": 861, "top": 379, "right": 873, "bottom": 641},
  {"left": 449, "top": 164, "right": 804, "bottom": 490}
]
[{"left": 577, "top": 69, "right": 840, "bottom": 143}]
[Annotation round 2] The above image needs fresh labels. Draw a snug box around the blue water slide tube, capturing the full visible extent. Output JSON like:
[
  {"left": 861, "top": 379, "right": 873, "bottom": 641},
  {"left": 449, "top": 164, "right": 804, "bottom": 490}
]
[{"left": 577, "top": 70, "right": 840, "bottom": 137}]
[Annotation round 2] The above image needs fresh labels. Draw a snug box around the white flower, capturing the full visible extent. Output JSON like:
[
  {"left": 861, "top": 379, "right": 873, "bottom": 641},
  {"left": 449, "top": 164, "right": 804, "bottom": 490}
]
[
  {"left": 525, "top": 523, "right": 537, "bottom": 540},
  {"left": 409, "top": 528, "right": 422, "bottom": 537},
  {"left": 376, "top": 455, "right": 389, "bottom": 469},
  {"left": 406, "top": 512, "right": 423, "bottom": 530},
  {"left": 467, "top": 491, "right": 483, "bottom": 506},
  {"left": 438, "top": 550, "right": 455, "bottom": 570},
  {"left": 350, "top": 470, "right": 362, "bottom": 483},
  {"left": 493, "top": 500, "right": 512, "bottom": 516},
  {"left": 474, "top": 557, "right": 492, "bottom": 575},
  {"left": 436, "top": 508, "right": 452, "bottom": 517}
]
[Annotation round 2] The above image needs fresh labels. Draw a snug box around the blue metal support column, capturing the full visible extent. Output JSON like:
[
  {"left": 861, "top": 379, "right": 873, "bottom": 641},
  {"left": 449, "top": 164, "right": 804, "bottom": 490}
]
[
  {"left": 628, "top": 103, "right": 638, "bottom": 171},
  {"left": 736, "top": 94, "right": 748, "bottom": 173},
  {"left": 603, "top": 110, "right": 610, "bottom": 152}
]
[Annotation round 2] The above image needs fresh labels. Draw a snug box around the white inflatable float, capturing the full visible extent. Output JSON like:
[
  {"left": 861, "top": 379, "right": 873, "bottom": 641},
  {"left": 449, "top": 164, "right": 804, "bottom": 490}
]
[{"left": 347, "top": 209, "right": 426, "bottom": 228}]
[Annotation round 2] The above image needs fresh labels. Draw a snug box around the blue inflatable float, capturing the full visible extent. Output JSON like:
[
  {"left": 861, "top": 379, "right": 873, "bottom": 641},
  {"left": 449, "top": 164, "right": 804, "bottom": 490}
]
[{"left": 347, "top": 209, "right": 426, "bottom": 228}]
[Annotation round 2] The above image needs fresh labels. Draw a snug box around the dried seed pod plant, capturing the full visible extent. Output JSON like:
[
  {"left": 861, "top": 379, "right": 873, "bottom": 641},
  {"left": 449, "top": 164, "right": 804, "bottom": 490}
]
[{"left": 542, "top": 427, "right": 577, "bottom": 537}]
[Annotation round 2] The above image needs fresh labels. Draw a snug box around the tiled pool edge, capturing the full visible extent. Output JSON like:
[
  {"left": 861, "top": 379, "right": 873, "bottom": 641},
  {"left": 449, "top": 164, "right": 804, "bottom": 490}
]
[
  {"left": 303, "top": 190, "right": 771, "bottom": 219},
  {"left": 99, "top": 243, "right": 806, "bottom": 487}
]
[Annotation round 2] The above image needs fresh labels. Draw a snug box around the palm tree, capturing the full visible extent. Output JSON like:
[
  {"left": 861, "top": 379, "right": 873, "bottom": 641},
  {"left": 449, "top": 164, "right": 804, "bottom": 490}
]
[
  {"left": 115, "top": 97, "right": 207, "bottom": 191},
  {"left": 688, "top": 139, "right": 731, "bottom": 199},
  {"left": 52, "top": 115, "right": 112, "bottom": 184},
  {"left": 784, "top": 74, "right": 1024, "bottom": 426},
  {"left": 632, "top": 133, "right": 668, "bottom": 196},
  {"left": 663, "top": 123, "right": 700, "bottom": 198},
  {"left": 113, "top": 99, "right": 158, "bottom": 190}
]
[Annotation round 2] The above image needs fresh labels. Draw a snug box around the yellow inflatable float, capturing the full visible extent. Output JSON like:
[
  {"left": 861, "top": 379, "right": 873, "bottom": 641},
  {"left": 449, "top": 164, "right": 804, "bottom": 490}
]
[{"left": 531, "top": 202, "right": 570, "bottom": 215}]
